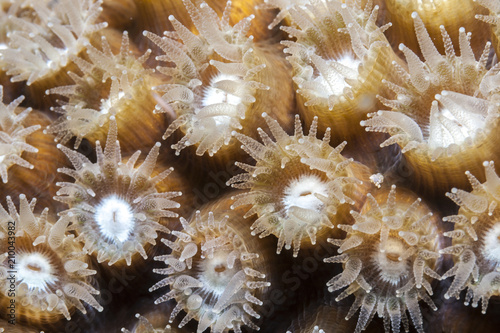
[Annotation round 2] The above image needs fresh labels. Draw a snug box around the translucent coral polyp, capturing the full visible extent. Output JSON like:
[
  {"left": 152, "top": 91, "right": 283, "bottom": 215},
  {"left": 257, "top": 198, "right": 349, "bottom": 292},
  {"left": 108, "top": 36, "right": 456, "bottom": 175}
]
[
  {"left": 229, "top": 113, "right": 365, "bottom": 257},
  {"left": 442, "top": 161, "right": 500, "bottom": 313},
  {"left": 0, "top": 0, "right": 107, "bottom": 85},
  {"left": 0, "top": 194, "right": 102, "bottom": 323},
  {"left": 150, "top": 210, "right": 269, "bottom": 333},
  {"left": 54, "top": 117, "right": 181, "bottom": 266},
  {"left": 325, "top": 185, "right": 442, "bottom": 333},
  {"left": 46, "top": 31, "right": 155, "bottom": 149},
  {"left": 362, "top": 13, "right": 499, "bottom": 159},
  {"left": 144, "top": 0, "right": 268, "bottom": 157}
]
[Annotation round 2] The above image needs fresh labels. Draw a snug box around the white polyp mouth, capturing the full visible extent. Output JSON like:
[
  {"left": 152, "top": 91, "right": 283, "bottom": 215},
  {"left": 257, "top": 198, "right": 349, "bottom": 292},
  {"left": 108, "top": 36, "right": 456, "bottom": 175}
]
[
  {"left": 428, "top": 92, "right": 487, "bottom": 149},
  {"left": 199, "top": 251, "right": 235, "bottom": 296},
  {"left": 202, "top": 73, "right": 242, "bottom": 107},
  {"left": 17, "top": 252, "right": 57, "bottom": 291},
  {"left": 282, "top": 175, "right": 328, "bottom": 215},
  {"left": 336, "top": 54, "right": 361, "bottom": 73},
  {"left": 482, "top": 223, "right": 500, "bottom": 264},
  {"left": 314, "top": 54, "right": 360, "bottom": 97},
  {"left": 375, "top": 237, "right": 408, "bottom": 285},
  {"left": 95, "top": 195, "right": 135, "bottom": 243},
  {"left": 100, "top": 91, "right": 126, "bottom": 115}
]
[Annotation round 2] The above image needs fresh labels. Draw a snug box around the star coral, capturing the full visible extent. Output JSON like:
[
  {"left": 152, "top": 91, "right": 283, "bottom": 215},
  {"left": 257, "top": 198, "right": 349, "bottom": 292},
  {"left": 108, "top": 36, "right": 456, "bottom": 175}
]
[
  {"left": 281, "top": 0, "right": 400, "bottom": 144},
  {"left": 361, "top": 12, "right": 500, "bottom": 195},
  {"left": 46, "top": 30, "right": 156, "bottom": 149},
  {"left": 0, "top": 0, "right": 500, "bottom": 332},
  {"left": 362, "top": 13, "right": 498, "bottom": 158}
]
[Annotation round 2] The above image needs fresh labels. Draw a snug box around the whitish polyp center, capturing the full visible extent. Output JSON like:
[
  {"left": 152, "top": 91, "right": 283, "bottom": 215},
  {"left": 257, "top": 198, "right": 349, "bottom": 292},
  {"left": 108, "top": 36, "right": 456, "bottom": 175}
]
[
  {"left": 315, "top": 54, "right": 360, "bottom": 96},
  {"left": 482, "top": 222, "right": 500, "bottom": 264},
  {"left": 95, "top": 195, "right": 134, "bottom": 243},
  {"left": 202, "top": 73, "right": 242, "bottom": 107},
  {"left": 375, "top": 237, "right": 408, "bottom": 285},
  {"left": 201, "top": 73, "right": 242, "bottom": 127},
  {"left": 100, "top": 91, "right": 126, "bottom": 115},
  {"left": 282, "top": 175, "right": 328, "bottom": 215},
  {"left": 428, "top": 92, "right": 486, "bottom": 149},
  {"left": 199, "top": 251, "right": 235, "bottom": 296},
  {"left": 18, "top": 252, "right": 57, "bottom": 291}
]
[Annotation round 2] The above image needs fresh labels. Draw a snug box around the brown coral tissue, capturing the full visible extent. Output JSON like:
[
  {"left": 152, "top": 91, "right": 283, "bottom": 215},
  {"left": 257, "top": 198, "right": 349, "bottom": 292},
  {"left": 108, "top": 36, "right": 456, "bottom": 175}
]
[{"left": 2, "top": 0, "right": 500, "bottom": 333}]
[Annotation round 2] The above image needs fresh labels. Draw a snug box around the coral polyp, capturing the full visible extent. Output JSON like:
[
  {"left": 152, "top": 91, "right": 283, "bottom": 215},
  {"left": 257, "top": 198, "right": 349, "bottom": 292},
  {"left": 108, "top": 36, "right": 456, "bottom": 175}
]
[
  {"left": 361, "top": 12, "right": 500, "bottom": 195},
  {"left": 281, "top": 0, "right": 400, "bottom": 143},
  {"left": 476, "top": 0, "right": 500, "bottom": 58},
  {"left": 325, "top": 185, "right": 441, "bottom": 333},
  {"left": 362, "top": 13, "right": 496, "bottom": 156},
  {"left": 0, "top": 194, "right": 102, "bottom": 324},
  {"left": 228, "top": 113, "right": 367, "bottom": 257},
  {"left": 0, "top": 0, "right": 107, "bottom": 85},
  {"left": 380, "top": 0, "right": 490, "bottom": 59},
  {"left": 46, "top": 30, "right": 157, "bottom": 149},
  {"left": 145, "top": 0, "right": 269, "bottom": 157},
  {"left": 150, "top": 205, "right": 270, "bottom": 333},
  {"left": 283, "top": 0, "right": 390, "bottom": 107},
  {"left": 0, "top": 85, "right": 40, "bottom": 183},
  {"left": 441, "top": 161, "right": 500, "bottom": 313},
  {"left": 54, "top": 117, "right": 182, "bottom": 266}
]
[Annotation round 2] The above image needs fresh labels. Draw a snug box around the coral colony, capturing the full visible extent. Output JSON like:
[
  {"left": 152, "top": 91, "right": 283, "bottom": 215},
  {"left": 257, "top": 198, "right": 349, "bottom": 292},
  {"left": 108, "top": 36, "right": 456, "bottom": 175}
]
[{"left": 1, "top": 0, "right": 500, "bottom": 332}]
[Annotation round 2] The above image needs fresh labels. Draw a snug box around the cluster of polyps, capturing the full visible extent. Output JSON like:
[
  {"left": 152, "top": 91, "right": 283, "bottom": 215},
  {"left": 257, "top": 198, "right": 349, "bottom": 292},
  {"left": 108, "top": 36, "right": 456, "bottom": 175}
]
[
  {"left": 442, "top": 161, "right": 500, "bottom": 313},
  {"left": 361, "top": 12, "right": 500, "bottom": 160},
  {"left": 228, "top": 113, "right": 363, "bottom": 257},
  {"left": 325, "top": 185, "right": 442, "bottom": 333},
  {"left": 0, "top": 195, "right": 102, "bottom": 323},
  {"left": 54, "top": 117, "right": 181, "bottom": 266},
  {"left": 144, "top": 0, "right": 268, "bottom": 157},
  {"left": 150, "top": 210, "right": 269, "bottom": 333}
]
